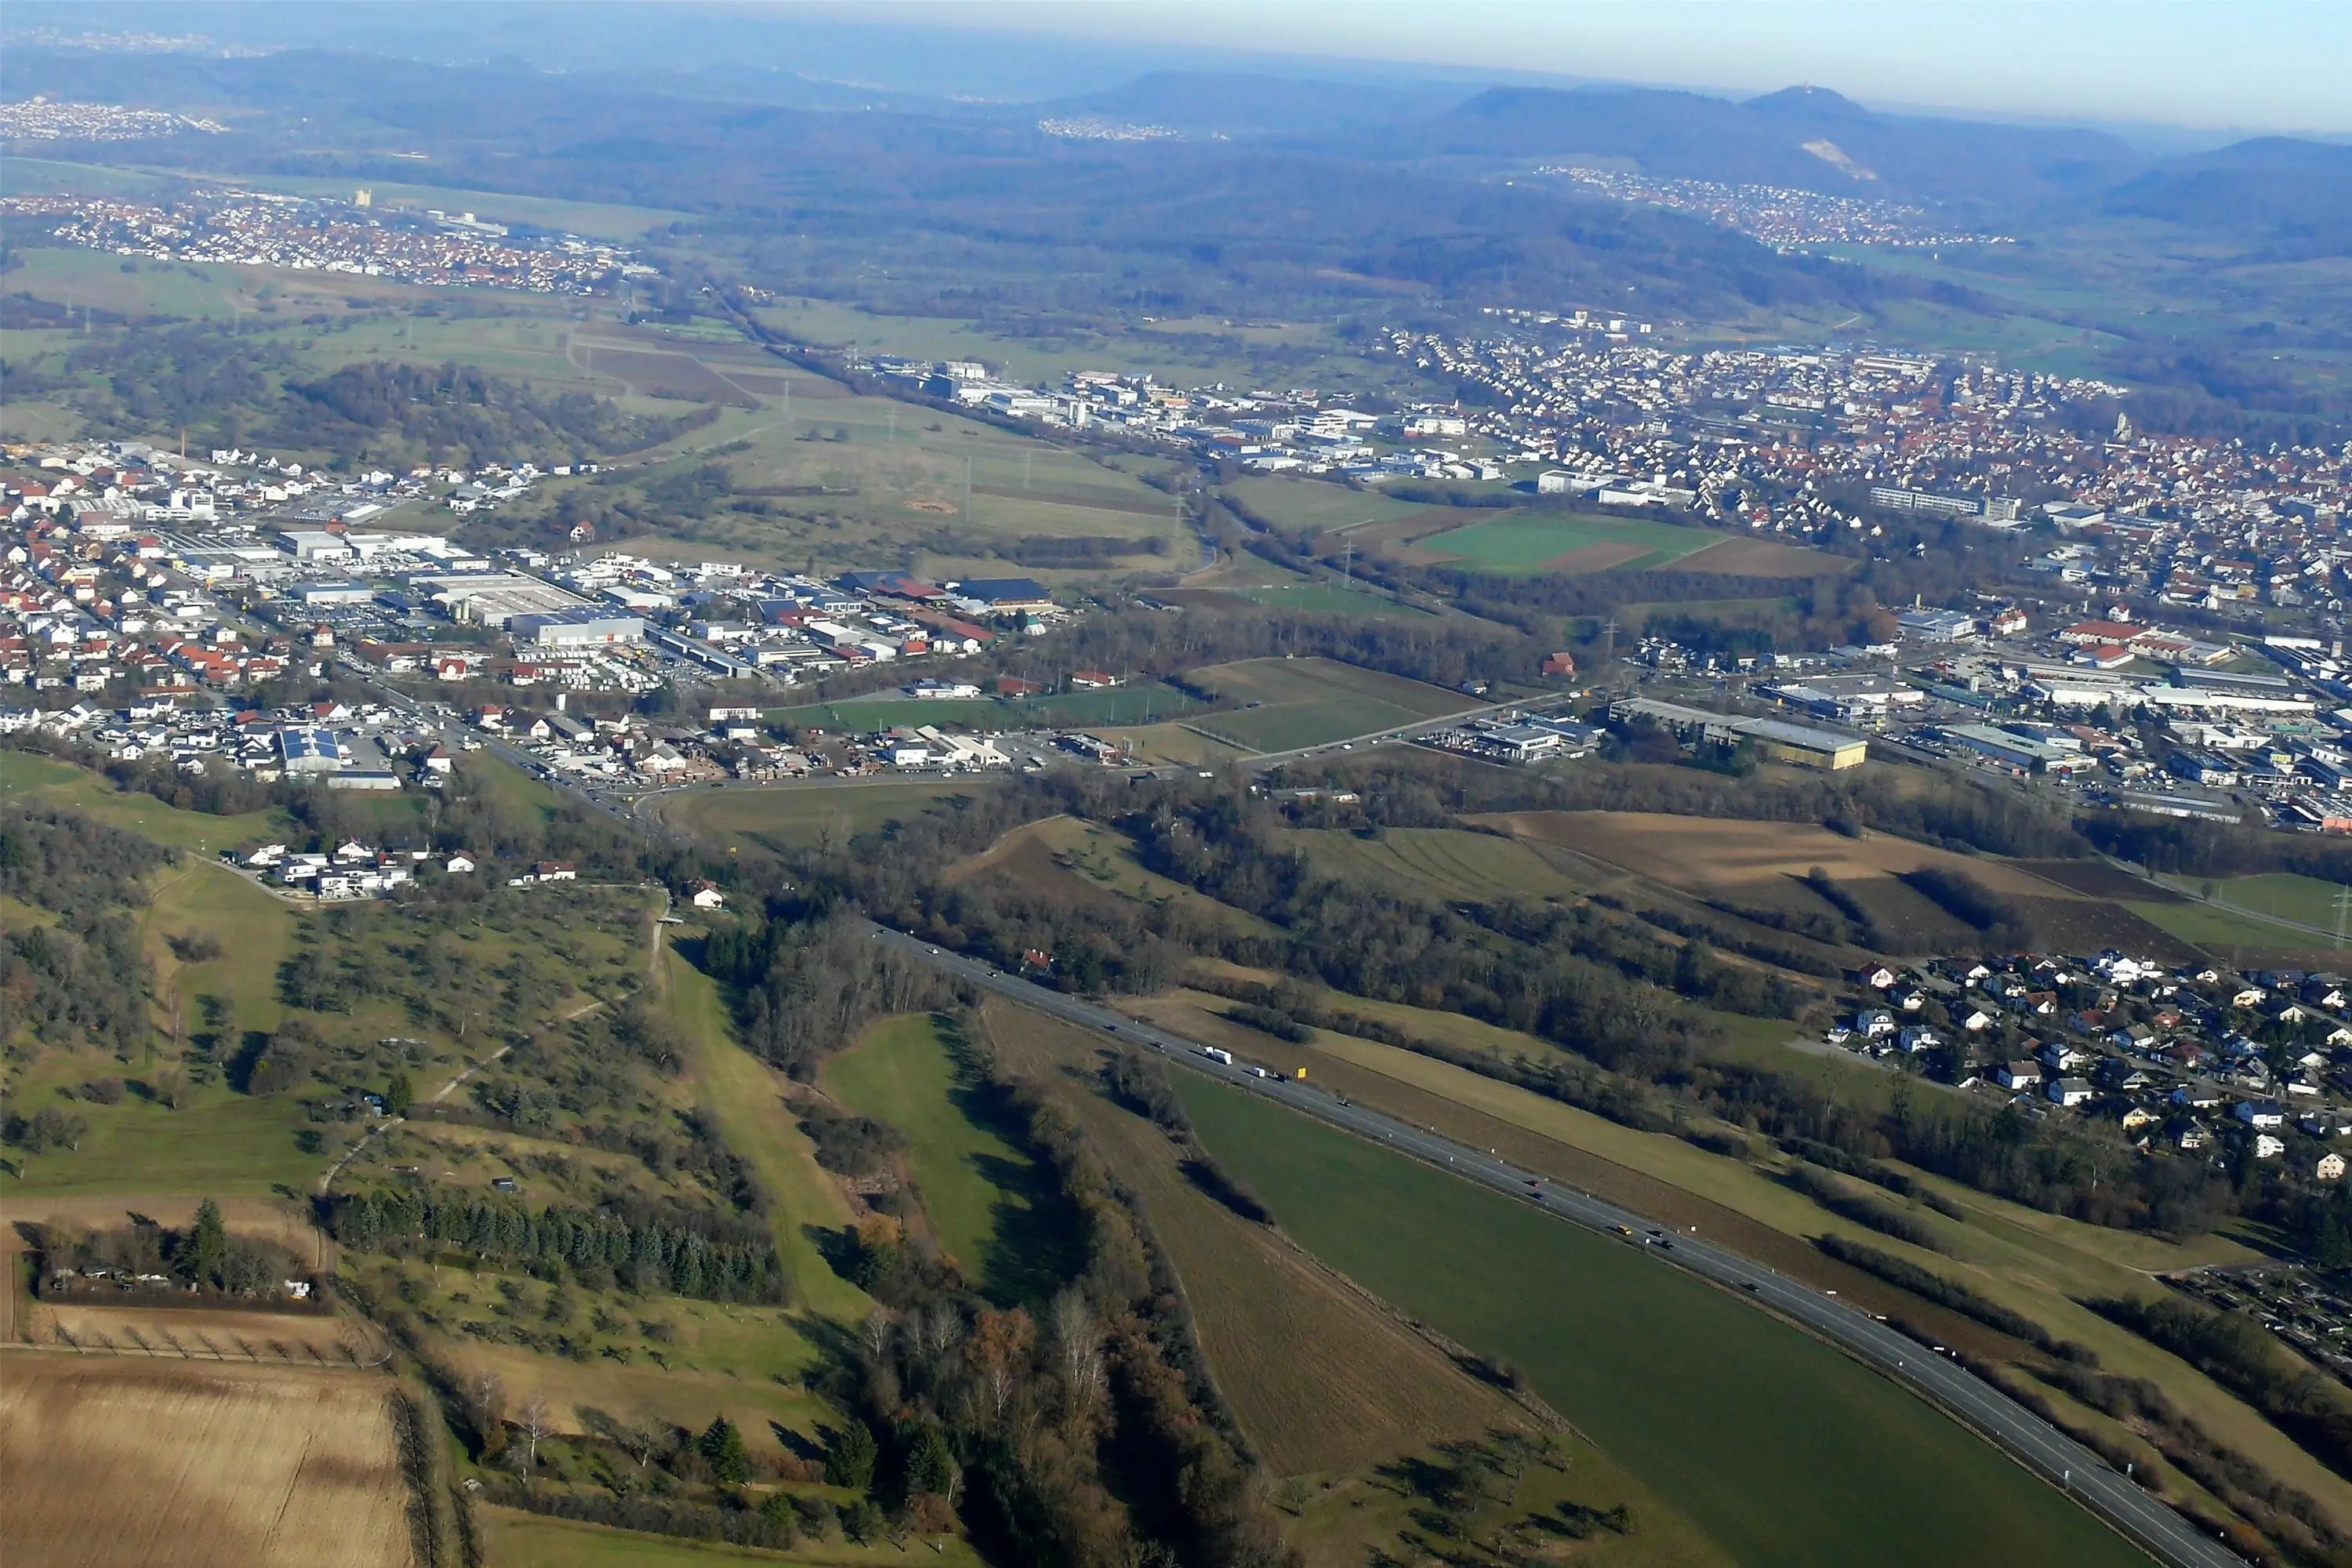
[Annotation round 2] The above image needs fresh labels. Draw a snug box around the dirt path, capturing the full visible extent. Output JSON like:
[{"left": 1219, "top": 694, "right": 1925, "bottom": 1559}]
[
  {"left": 315, "top": 994, "right": 625, "bottom": 1196},
  {"left": 318, "top": 885, "right": 668, "bottom": 1196}
]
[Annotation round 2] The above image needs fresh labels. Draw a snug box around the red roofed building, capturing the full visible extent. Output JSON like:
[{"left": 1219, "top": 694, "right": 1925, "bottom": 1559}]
[{"left": 2059, "top": 620, "right": 2140, "bottom": 646}]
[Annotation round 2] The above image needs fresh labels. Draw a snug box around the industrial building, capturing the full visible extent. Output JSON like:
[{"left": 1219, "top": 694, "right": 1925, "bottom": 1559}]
[
  {"left": 1610, "top": 698, "right": 1867, "bottom": 771},
  {"left": 511, "top": 607, "right": 645, "bottom": 648},
  {"left": 426, "top": 572, "right": 593, "bottom": 627},
  {"left": 286, "top": 580, "right": 376, "bottom": 607}
]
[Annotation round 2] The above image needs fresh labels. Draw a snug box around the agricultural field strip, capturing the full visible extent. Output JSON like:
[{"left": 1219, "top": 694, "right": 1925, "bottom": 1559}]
[{"left": 866, "top": 920, "right": 2237, "bottom": 1568}]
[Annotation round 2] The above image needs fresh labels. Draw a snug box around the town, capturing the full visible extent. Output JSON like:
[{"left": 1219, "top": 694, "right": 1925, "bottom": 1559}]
[
  {"left": 3, "top": 189, "right": 656, "bottom": 294},
  {"left": 1537, "top": 164, "right": 2016, "bottom": 248}
]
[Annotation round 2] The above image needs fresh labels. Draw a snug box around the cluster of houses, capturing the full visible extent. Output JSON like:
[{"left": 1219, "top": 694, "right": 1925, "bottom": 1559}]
[
  {"left": 1835, "top": 951, "right": 2352, "bottom": 1175},
  {"left": 239, "top": 838, "right": 469, "bottom": 900}
]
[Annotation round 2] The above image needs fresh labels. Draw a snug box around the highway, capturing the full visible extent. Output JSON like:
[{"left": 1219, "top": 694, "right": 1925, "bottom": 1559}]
[{"left": 867, "top": 921, "right": 2246, "bottom": 1568}]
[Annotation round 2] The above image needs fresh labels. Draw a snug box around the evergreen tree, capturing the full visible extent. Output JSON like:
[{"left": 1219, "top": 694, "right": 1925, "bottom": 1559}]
[
  {"left": 825, "top": 1418, "right": 877, "bottom": 1490},
  {"left": 386, "top": 1071, "right": 413, "bottom": 1116},
  {"left": 183, "top": 1198, "right": 227, "bottom": 1290},
  {"left": 700, "top": 1416, "right": 750, "bottom": 1485}
]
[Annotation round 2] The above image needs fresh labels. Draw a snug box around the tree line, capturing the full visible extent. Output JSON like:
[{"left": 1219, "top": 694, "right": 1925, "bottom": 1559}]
[{"left": 328, "top": 1186, "right": 788, "bottom": 1305}]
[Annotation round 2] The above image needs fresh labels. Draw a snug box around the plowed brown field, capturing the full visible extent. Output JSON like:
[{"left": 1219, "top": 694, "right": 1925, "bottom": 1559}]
[{"left": 0, "top": 1356, "right": 413, "bottom": 1568}]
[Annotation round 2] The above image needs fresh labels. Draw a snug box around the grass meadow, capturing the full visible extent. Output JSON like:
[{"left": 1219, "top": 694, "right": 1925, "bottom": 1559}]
[
  {"left": 822, "top": 1013, "right": 1084, "bottom": 1306},
  {"left": 978, "top": 1004, "right": 1544, "bottom": 1485},
  {"left": 658, "top": 949, "right": 873, "bottom": 1324}
]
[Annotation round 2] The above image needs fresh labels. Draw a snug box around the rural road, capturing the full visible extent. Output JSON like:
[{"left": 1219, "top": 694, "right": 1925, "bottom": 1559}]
[{"left": 869, "top": 921, "right": 2247, "bottom": 1568}]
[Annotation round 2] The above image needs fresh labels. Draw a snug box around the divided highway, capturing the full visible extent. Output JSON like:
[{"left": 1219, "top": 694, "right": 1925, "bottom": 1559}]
[{"left": 870, "top": 922, "right": 2245, "bottom": 1568}]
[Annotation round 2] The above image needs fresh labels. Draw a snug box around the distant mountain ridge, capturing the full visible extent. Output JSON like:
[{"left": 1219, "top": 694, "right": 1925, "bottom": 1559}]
[
  {"left": 1341, "top": 83, "right": 2147, "bottom": 212},
  {"left": 2103, "top": 137, "right": 2352, "bottom": 256}
]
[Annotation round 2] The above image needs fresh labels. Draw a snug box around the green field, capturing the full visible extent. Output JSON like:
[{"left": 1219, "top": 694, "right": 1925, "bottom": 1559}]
[
  {"left": 822, "top": 1014, "right": 1082, "bottom": 1305},
  {"left": 1416, "top": 511, "right": 1723, "bottom": 573},
  {"left": 661, "top": 779, "right": 998, "bottom": 854},
  {"left": 146, "top": 859, "right": 299, "bottom": 1045},
  {"left": 1185, "top": 656, "right": 1479, "bottom": 753},
  {"left": 1177, "top": 1080, "right": 2154, "bottom": 1568},
  {"left": 2125, "top": 899, "right": 2324, "bottom": 953},
  {"left": 2, "top": 1064, "right": 322, "bottom": 1195},
  {"left": 2187, "top": 873, "right": 2352, "bottom": 936},
  {"left": 576, "top": 386, "right": 1190, "bottom": 578}
]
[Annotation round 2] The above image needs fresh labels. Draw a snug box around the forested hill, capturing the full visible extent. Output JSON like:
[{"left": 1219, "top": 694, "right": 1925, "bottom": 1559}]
[
  {"left": 272, "top": 362, "right": 712, "bottom": 465},
  {"left": 34, "top": 321, "right": 713, "bottom": 466}
]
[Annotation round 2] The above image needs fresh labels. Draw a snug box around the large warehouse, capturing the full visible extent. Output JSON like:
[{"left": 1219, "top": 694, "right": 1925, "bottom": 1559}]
[
  {"left": 1610, "top": 697, "right": 1867, "bottom": 771},
  {"left": 510, "top": 607, "right": 645, "bottom": 647}
]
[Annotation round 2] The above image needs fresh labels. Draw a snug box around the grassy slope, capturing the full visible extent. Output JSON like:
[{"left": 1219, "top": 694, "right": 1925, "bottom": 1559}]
[
  {"left": 9, "top": 849, "right": 313, "bottom": 1197},
  {"left": 974, "top": 818, "right": 1282, "bottom": 942},
  {"left": 2194, "top": 872, "right": 2352, "bottom": 929},
  {"left": 981, "top": 1003, "right": 1548, "bottom": 1481},
  {"left": 145, "top": 858, "right": 297, "bottom": 1044},
  {"left": 2127, "top": 898, "right": 2334, "bottom": 953},
  {"left": 657, "top": 948, "right": 872, "bottom": 1323},
  {"left": 1284, "top": 826, "right": 1590, "bottom": 903},
  {"left": 658, "top": 779, "right": 996, "bottom": 857},
  {"left": 822, "top": 1013, "right": 1082, "bottom": 1305},
  {"left": 0, "top": 751, "right": 290, "bottom": 852},
  {"left": 1178, "top": 1079, "right": 2154, "bottom": 1568}
]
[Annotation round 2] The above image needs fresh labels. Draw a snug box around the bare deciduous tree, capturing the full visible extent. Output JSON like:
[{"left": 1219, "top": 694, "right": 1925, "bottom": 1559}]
[
  {"left": 1052, "top": 1289, "right": 1105, "bottom": 1421},
  {"left": 517, "top": 1393, "right": 553, "bottom": 1467},
  {"left": 470, "top": 1369, "right": 506, "bottom": 1453}
]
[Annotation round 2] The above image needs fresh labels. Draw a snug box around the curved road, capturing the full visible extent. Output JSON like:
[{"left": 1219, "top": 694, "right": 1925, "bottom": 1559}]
[{"left": 867, "top": 921, "right": 2245, "bottom": 1568}]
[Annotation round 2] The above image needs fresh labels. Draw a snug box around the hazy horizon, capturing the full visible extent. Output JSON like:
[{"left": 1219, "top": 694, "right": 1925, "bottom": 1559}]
[
  {"left": 16, "top": 0, "right": 2352, "bottom": 138},
  {"left": 869, "top": 0, "right": 2350, "bottom": 136}
]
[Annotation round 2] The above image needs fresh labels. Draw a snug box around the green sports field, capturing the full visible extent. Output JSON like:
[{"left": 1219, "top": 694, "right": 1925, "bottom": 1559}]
[
  {"left": 1178, "top": 1080, "right": 2153, "bottom": 1568},
  {"left": 1415, "top": 511, "right": 1724, "bottom": 572}
]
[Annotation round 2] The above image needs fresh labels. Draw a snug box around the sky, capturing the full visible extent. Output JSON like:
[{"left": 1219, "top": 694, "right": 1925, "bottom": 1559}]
[{"left": 862, "top": 1, "right": 2352, "bottom": 136}]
